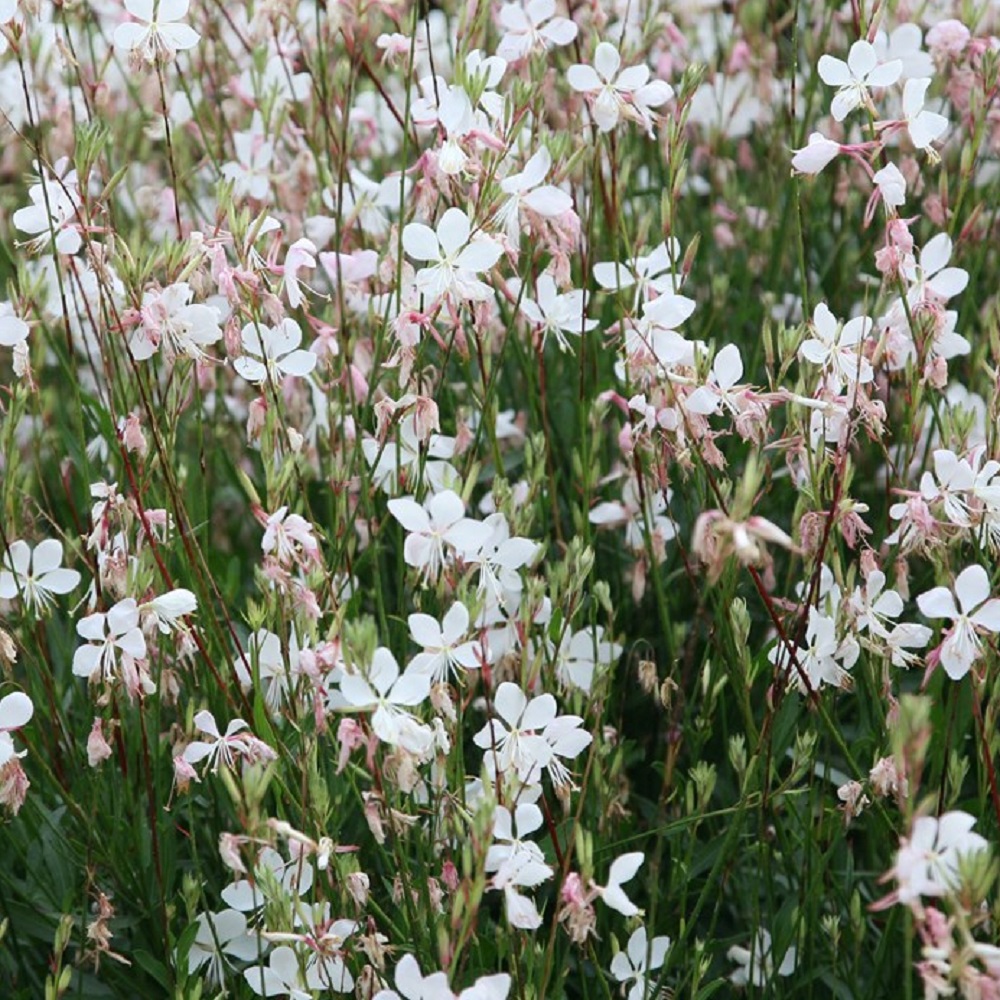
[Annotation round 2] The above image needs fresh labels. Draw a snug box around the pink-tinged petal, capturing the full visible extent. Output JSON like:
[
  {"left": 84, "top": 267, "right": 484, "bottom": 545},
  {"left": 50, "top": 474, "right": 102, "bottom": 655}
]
[
  {"left": 192, "top": 709, "right": 221, "bottom": 739},
  {"left": 917, "top": 586, "right": 958, "bottom": 620},
  {"left": 455, "top": 237, "right": 503, "bottom": 272},
  {"left": 920, "top": 233, "right": 953, "bottom": 276},
  {"left": 276, "top": 349, "right": 317, "bottom": 377},
  {"left": 494, "top": 682, "right": 527, "bottom": 726},
  {"left": 402, "top": 222, "right": 440, "bottom": 262},
  {"left": 846, "top": 40, "right": 878, "bottom": 78},
  {"left": 817, "top": 55, "right": 851, "bottom": 86},
  {"left": 0, "top": 692, "right": 33, "bottom": 731},
  {"left": 437, "top": 208, "right": 471, "bottom": 256},
  {"left": 954, "top": 565, "right": 990, "bottom": 615},
  {"left": 567, "top": 64, "right": 601, "bottom": 93},
  {"left": 593, "top": 42, "right": 620, "bottom": 82},
  {"left": 522, "top": 186, "right": 573, "bottom": 216},
  {"left": 971, "top": 600, "right": 1000, "bottom": 632}
]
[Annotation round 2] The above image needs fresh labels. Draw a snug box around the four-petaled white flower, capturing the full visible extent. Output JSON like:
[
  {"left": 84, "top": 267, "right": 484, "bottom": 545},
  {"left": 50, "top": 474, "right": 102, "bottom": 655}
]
[
  {"left": 407, "top": 601, "right": 486, "bottom": 683},
  {"left": 234, "top": 318, "right": 317, "bottom": 384},
  {"left": 508, "top": 273, "right": 596, "bottom": 352},
  {"left": 73, "top": 599, "right": 147, "bottom": 684},
  {"left": 568, "top": 42, "right": 673, "bottom": 135},
  {"left": 496, "top": 0, "right": 578, "bottom": 63},
  {"left": 817, "top": 40, "right": 902, "bottom": 122},
  {"left": 890, "top": 811, "right": 988, "bottom": 906},
  {"left": 610, "top": 926, "right": 671, "bottom": 1000},
  {"left": 129, "top": 281, "right": 223, "bottom": 362},
  {"left": 402, "top": 208, "right": 503, "bottom": 303},
  {"left": 728, "top": 928, "right": 796, "bottom": 987},
  {"left": 182, "top": 709, "right": 277, "bottom": 773},
  {"left": 485, "top": 801, "right": 554, "bottom": 930},
  {"left": 917, "top": 565, "right": 1000, "bottom": 680},
  {"left": 186, "top": 909, "right": 260, "bottom": 987},
  {"left": 339, "top": 647, "right": 432, "bottom": 754},
  {"left": 0, "top": 539, "right": 81, "bottom": 613},
  {"left": 496, "top": 147, "right": 574, "bottom": 245},
  {"left": 113, "top": 0, "right": 201, "bottom": 67},
  {"left": 799, "top": 302, "right": 874, "bottom": 385}
]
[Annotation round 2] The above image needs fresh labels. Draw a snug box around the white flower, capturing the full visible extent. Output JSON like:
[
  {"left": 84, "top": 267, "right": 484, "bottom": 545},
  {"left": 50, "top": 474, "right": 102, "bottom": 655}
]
[
  {"left": 339, "top": 647, "right": 432, "bottom": 754},
  {"left": 891, "top": 811, "right": 988, "bottom": 905},
  {"left": 597, "top": 852, "right": 644, "bottom": 916},
  {"left": 186, "top": 909, "right": 259, "bottom": 986},
  {"left": 791, "top": 131, "right": 841, "bottom": 175},
  {"left": 72, "top": 599, "right": 147, "bottom": 684},
  {"left": 496, "top": 0, "right": 577, "bottom": 63},
  {"left": 407, "top": 601, "right": 486, "bottom": 683},
  {"left": 183, "top": 710, "right": 277, "bottom": 773},
  {"left": 551, "top": 625, "right": 621, "bottom": 694},
  {"left": 902, "top": 78, "right": 948, "bottom": 151},
  {"left": 685, "top": 343, "right": 746, "bottom": 416},
  {"left": 0, "top": 303, "right": 29, "bottom": 347},
  {"left": 485, "top": 802, "right": 553, "bottom": 930},
  {"left": 145, "top": 588, "right": 197, "bottom": 633},
  {"left": 13, "top": 173, "right": 82, "bottom": 256},
  {"left": 387, "top": 490, "right": 489, "bottom": 583},
  {"left": 0, "top": 692, "right": 33, "bottom": 768},
  {"left": 917, "top": 565, "right": 1000, "bottom": 680},
  {"left": 222, "top": 116, "right": 274, "bottom": 201},
  {"left": 728, "top": 928, "right": 796, "bottom": 987},
  {"left": 402, "top": 208, "right": 503, "bottom": 303},
  {"left": 234, "top": 318, "right": 317, "bottom": 384},
  {"left": 0, "top": 539, "right": 81, "bottom": 613},
  {"left": 873, "top": 162, "right": 907, "bottom": 209},
  {"left": 904, "top": 233, "right": 968, "bottom": 306},
  {"left": 508, "top": 273, "right": 596, "bottom": 352},
  {"left": 113, "top": 0, "right": 201, "bottom": 66},
  {"left": 610, "top": 926, "right": 671, "bottom": 1000},
  {"left": 568, "top": 42, "right": 673, "bottom": 135},
  {"left": 129, "top": 282, "right": 223, "bottom": 361},
  {"left": 496, "top": 147, "right": 573, "bottom": 244},
  {"left": 799, "top": 302, "right": 873, "bottom": 384},
  {"left": 817, "top": 40, "right": 902, "bottom": 122}
]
